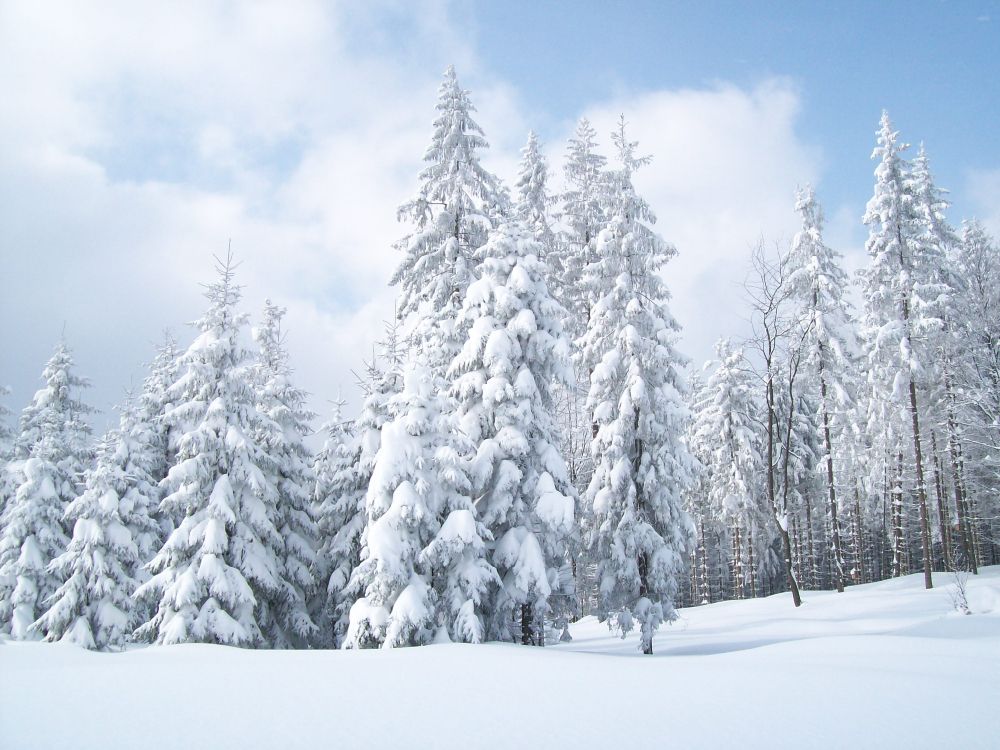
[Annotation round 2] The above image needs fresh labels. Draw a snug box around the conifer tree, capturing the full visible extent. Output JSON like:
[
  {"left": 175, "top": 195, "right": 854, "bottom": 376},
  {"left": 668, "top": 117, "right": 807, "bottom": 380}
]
[
  {"left": 580, "top": 118, "right": 694, "bottom": 654},
  {"left": 313, "top": 336, "right": 403, "bottom": 647},
  {"left": 311, "top": 399, "right": 361, "bottom": 647},
  {"left": 560, "top": 118, "right": 609, "bottom": 337},
  {"left": 35, "top": 396, "right": 160, "bottom": 649},
  {"left": 253, "top": 300, "right": 319, "bottom": 647},
  {"left": 515, "top": 130, "right": 557, "bottom": 260},
  {"left": 343, "top": 362, "right": 485, "bottom": 648},
  {"left": 787, "top": 186, "right": 859, "bottom": 592},
  {"left": 694, "top": 340, "right": 764, "bottom": 599},
  {"left": 860, "top": 112, "right": 941, "bottom": 589},
  {"left": 449, "top": 221, "right": 576, "bottom": 645},
  {"left": 135, "top": 256, "right": 289, "bottom": 647},
  {"left": 391, "top": 65, "right": 506, "bottom": 369},
  {"left": 0, "top": 342, "right": 94, "bottom": 638},
  {"left": 0, "top": 386, "right": 14, "bottom": 515}
]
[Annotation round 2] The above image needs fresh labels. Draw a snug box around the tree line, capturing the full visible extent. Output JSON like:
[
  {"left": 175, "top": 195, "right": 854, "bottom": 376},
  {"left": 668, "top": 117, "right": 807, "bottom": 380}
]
[{"left": 0, "top": 67, "right": 996, "bottom": 654}]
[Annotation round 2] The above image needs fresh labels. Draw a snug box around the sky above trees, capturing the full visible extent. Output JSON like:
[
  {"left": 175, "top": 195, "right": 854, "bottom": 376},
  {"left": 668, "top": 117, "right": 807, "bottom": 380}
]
[{"left": 1, "top": 0, "right": 997, "bottom": 429}]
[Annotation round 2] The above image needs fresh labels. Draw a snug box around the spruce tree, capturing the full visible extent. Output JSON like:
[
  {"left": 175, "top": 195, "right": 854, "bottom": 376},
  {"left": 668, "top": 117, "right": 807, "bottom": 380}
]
[
  {"left": 343, "top": 361, "right": 476, "bottom": 648},
  {"left": 560, "top": 117, "right": 609, "bottom": 337},
  {"left": 786, "top": 186, "right": 859, "bottom": 592},
  {"left": 0, "top": 341, "right": 94, "bottom": 638},
  {"left": 449, "top": 221, "right": 576, "bottom": 645},
  {"left": 391, "top": 65, "right": 506, "bottom": 369},
  {"left": 694, "top": 340, "right": 765, "bottom": 599},
  {"left": 579, "top": 118, "right": 694, "bottom": 654},
  {"left": 515, "top": 130, "right": 557, "bottom": 261},
  {"left": 252, "top": 300, "right": 319, "bottom": 647},
  {"left": 860, "top": 112, "right": 942, "bottom": 589},
  {"left": 0, "top": 386, "right": 14, "bottom": 516},
  {"left": 135, "top": 256, "right": 288, "bottom": 646},
  {"left": 313, "top": 339, "right": 402, "bottom": 647},
  {"left": 35, "top": 397, "right": 160, "bottom": 649}
]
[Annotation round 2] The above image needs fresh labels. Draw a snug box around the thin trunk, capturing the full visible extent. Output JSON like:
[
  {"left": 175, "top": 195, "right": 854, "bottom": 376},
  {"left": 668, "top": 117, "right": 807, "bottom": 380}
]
[
  {"left": 698, "top": 521, "right": 711, "bottom": 605},
  {"left": 769, "top": 374, "right": 802, "bottom": 606},
  {"left": 732, "top": 523, "right": 744, "bottom": 600},
  {"left": 804, "top": 494, "right": 818, "bottom": 591},
  {"left": 853, "top": 485, "right": 866, "bottom": 584},
  {"left": 906, "top": 378, "right": 934, "bottom": 589},
  {"left": 930, "top": 431, "right": 951, "bottom": 571},
  {"left": 819, "top": 366, "right": 845, "bottom": 592},
  {"left": 892, "top": 451, "right": 905, "bottom": 578}
]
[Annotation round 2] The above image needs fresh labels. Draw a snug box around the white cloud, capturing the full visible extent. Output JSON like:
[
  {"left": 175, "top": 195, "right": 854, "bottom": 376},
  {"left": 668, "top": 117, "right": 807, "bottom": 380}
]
[
  {"left": 573, "top": 80, "right": 823, "bottom": 367},
  {"left": 0, "top": 0, "right": 827, "bottom": 433}
]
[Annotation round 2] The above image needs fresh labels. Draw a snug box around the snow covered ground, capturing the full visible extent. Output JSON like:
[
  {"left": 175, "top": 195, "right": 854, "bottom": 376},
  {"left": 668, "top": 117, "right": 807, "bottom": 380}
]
[{"left": 3, "top": 568, "right": 998, "bottom": 750}]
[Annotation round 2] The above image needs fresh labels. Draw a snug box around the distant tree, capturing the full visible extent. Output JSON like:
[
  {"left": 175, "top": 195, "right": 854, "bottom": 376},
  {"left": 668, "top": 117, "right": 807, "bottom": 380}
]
[
  {"left": 786, "top": 186, "right": 859, "bottom": 592},
  {"left": 135, "top": 256, "right": 289, "bottom": 646},
  {"left": 252, "top": 300, "right": 319, "bottom": 647},
  {"left": 35, "top": 396, "right": 160, "bottom": 649},
  {"left": 0, "top": 341, "right": 94, "bottom": 638},
  {"left": 860, "top": 112, "right": 945, "bottom": 589}
]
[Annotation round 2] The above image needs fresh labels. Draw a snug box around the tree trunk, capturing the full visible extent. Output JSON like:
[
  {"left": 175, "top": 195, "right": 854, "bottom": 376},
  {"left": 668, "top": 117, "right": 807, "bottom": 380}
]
[
  {"left": 732, "top": 523, "right": 744, "bottom": 600},
  {"left": 769, "top": 376, "right": 801, "bottom": 606},
  {"left": 930, "top": 432, "right": 951, "bottom": 571},
  {"left": 853, "top": 487, "right": 866, "bottom": 584},
  {"left": 906, "top": 378, "right": 934, "bottom": 589},
  {"left": 520, "top": 603, "right": 534, "bottom": 646},
  {"left": 819, "top": 367, "right": 845, "bottom": 592},
  {"left": 891, "top": 451, "right": 905, "bottom": 578}
]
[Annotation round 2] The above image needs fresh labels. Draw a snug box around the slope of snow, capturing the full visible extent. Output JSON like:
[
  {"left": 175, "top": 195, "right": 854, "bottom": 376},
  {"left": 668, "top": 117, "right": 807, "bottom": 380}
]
[{"left": 2, "top": 568, "right": 998, "bottom": 749}]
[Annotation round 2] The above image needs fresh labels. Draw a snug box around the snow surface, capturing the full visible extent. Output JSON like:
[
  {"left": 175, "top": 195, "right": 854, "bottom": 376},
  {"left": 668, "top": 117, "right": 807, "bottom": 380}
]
[{"left": 2, "top": 568, "right": 998, "bottom": 749}]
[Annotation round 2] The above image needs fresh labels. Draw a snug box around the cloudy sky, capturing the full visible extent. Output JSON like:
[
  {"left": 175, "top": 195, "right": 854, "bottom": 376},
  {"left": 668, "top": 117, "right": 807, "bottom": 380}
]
[{"left": 2, "top": 0, "right": 998, "bottom": 432}]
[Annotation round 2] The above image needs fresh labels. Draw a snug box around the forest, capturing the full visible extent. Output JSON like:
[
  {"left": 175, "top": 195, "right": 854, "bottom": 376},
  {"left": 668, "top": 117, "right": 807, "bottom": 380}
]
[{"left": 1, "top": 65, "right": 997, "bottom": 657}]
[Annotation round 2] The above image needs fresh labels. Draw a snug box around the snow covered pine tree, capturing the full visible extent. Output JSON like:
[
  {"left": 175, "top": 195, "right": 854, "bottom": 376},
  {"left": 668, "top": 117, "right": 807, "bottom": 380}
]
[{"left": 579, "top": 117, "right": 694, "bottom": 654}]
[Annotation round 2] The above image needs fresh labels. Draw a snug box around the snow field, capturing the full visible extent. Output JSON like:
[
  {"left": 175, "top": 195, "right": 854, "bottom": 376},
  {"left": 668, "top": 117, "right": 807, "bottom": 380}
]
[{"left": 2, "top": 567, "right": 997, "bottom": 750}]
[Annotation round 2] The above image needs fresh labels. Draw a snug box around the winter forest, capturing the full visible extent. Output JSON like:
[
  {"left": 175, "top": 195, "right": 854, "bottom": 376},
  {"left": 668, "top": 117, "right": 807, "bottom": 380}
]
[{"left": 2, "top": 64, "right": 997, "bottom": 660}]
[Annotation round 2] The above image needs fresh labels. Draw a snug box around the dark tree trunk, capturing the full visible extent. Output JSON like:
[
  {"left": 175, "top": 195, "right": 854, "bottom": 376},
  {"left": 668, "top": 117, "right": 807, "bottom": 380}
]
[
  {"left": 520, "top": 603, "right": 534, "bottom": 646},
  {"left": 930, "top": 432, "right": 952, "bottom": 571},
  {"left": 819, "top": 367, "right": 845, "bottom": 592},
  {"left": 906, "top": 378, "right": 934, "bottom": 589}
]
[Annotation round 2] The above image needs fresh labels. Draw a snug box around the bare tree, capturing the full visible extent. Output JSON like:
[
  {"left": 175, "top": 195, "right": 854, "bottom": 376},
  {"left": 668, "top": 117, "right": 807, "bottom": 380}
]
[{"left": 744, "top": 242, "right": 810, "bottom": 607}]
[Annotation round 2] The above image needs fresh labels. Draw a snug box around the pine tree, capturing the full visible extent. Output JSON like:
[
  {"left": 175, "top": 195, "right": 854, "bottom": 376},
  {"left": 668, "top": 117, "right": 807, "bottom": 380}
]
[
  {"left": 449, "top": 220, "right": 576, "bottom": 645},
  {"left": 34, "top": 397, "right": 161, "bottom": 649},
  {"left": 135, "top": 256, "right": 289, "bottom": 647},
  {"left": 580, "top": 117, "right": 694, "bottom": 654},
  {"left": 560, "top": 118, "right": 609, "bottom": 337},
  {"left": 860, "top": 112, "right": 942, "bottom": 589},
  {"left": 0, "top": 386, "right": 14, "bottom": 516},
  {"left": 694, "top": 340, "right": 764, "bottom": 599},
  {"left": 311, "top": 399, "right": 361, "bottom": 647},
  {"left": 343, "top": 361, "right": 477, "bottom": 648},
  {"left": 786, "top": 186, "right": 859, "bottom": 592},
  {"left": 952, "top": 221, "right": 1000, "bottom": 569},
  {"left": 391, "top": 65, "right": 506, "bottom": 370},
  {"left": 252, "top": 300, "right": 319, "bottom": 647},
  {"left": 0, "top": 341, "right": 94, "bottom": 638},
  {"left": 137, "top": 333, "right": 182, "bottom": 532},
  {"left": 515, "top": 130, "right": 557, "bottom": 260},
  {"left": 313, "top": 333, "right": 404, "bottom": 647}
]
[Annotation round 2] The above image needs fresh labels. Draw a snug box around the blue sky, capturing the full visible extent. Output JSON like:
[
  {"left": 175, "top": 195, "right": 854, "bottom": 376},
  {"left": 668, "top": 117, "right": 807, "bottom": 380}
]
[
  {"left": 468, "top": 0, "right": 999, "bottom": 213},
  {"left": 1, "top": 1, "right": 998, "bottom": 431}
]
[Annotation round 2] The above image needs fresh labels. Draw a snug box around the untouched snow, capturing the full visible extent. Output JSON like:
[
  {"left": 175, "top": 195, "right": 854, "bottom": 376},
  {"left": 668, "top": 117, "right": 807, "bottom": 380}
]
[{"left": 2, "top": 568, "right": 998, "bottom": 749}]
